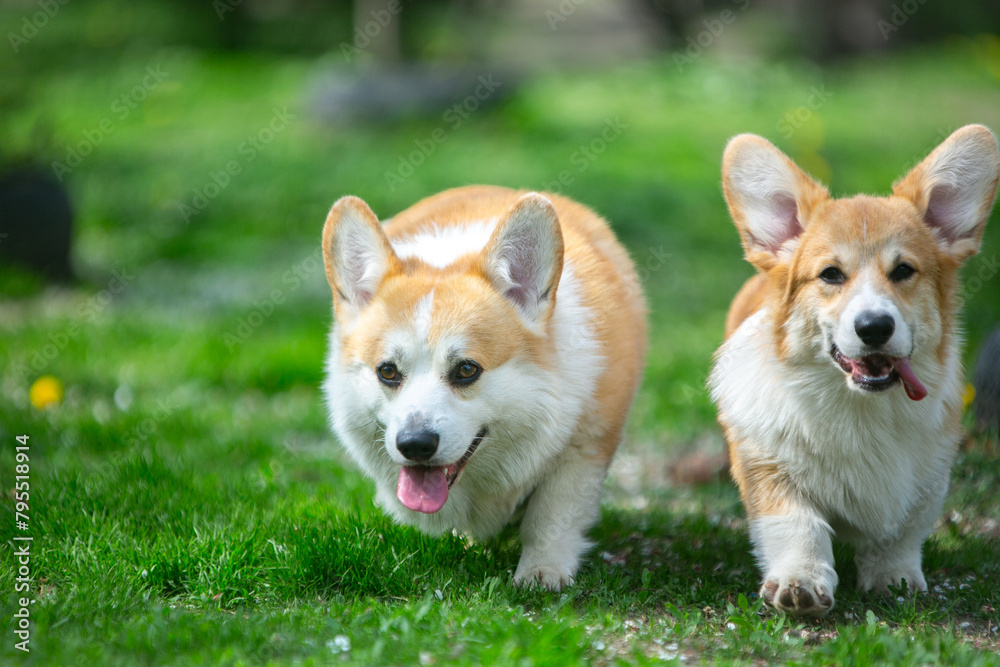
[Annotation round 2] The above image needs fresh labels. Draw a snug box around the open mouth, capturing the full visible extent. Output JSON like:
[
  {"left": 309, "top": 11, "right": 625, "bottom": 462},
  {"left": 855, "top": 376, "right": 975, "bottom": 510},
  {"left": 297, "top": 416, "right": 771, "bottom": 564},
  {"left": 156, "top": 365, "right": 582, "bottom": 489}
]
[
  {"left": 396, "top": 427, "right": 488, "bottom": 514},
  {"left": 830, "top": 345, "right": 927, "bottom": 401}
]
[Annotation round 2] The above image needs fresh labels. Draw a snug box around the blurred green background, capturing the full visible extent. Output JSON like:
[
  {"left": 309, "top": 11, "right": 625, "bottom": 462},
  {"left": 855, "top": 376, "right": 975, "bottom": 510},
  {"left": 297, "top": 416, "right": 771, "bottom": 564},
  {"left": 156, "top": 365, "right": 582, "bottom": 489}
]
[
  {"left": 2, "top": 0, "right": 998, "bottom": 438},
  {"left": 1, "top": 0, "right": 1000, "bottom": 663}
]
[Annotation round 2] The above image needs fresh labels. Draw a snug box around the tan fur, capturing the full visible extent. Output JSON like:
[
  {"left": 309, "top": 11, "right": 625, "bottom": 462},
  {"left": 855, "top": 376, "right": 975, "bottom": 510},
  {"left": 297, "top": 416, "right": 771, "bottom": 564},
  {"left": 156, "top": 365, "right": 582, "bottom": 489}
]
[
  {"left": 721, "top": 424, "right": 793, "bottom": 517},
  {"left": 724, "top": 274, "right": 768, "bottom": 339}
]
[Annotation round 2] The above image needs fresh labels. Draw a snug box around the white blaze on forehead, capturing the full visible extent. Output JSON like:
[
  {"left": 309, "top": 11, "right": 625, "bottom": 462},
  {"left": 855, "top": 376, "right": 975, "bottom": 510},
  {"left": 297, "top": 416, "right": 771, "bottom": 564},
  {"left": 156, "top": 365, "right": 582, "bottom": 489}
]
[
  {"left": 380, "top": 290, "right": 437, "bottom": 368},
  {"left": 391, "top": 220, "right": 499, "bottom": 268},
  {"left": 413, "top": 290, "right": 435, "bottom": 341}
]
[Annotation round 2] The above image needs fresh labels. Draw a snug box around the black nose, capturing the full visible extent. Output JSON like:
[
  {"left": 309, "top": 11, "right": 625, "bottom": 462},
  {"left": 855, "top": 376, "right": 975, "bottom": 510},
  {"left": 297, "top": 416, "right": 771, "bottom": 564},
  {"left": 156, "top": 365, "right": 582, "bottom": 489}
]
[
  {"left": 396, "top": 430, "right": 439, "bottom": 462},
  {"left": 855, "top": 312, "right": 895, "bottom": 348}
]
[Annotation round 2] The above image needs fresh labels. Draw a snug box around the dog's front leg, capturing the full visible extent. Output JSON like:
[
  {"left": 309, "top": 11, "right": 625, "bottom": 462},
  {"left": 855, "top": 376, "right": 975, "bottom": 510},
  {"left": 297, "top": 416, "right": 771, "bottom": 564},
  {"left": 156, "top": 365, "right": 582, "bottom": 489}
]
[
  {"left": 751, "top": 506, "right": 838, "bottom": 617},
  {"left": 853, "top": 531, "right": 928, "bottom": 595},
  {"left": 853, "top": 480, "right": 946, "bottom": 594},
  {"left": 513, "top": 452, "right": 608, "bottom": 591}
]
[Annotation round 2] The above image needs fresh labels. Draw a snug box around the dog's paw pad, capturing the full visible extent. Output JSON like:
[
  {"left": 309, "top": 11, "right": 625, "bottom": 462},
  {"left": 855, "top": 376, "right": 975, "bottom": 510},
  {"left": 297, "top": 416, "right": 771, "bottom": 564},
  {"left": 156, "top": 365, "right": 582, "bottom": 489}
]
[{"left": 760, "top": 577, "right": 833, "bottom": 618}]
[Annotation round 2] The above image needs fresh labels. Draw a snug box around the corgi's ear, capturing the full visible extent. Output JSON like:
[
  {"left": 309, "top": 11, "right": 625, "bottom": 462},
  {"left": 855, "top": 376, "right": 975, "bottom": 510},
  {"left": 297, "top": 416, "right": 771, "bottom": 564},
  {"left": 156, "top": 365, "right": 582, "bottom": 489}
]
[
  {"left": 322, "top": 196, "right": 397, "bottom": 316},
  {"left": 481, "top": 193, "right": 564, "bottom": 324},
  {"left": 893, "top": 125, "right": 1000, "bottom": 262},
  {"left": 722, "top": 134, "right": 829, "bottom": 271}
]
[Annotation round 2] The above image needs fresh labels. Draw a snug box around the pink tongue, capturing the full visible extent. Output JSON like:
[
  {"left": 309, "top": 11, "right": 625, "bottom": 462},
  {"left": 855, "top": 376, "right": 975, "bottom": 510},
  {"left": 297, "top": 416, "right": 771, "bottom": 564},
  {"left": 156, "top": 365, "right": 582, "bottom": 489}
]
[
  {"left": 397, "top": 466, "right": 449, "bottom": 514},
  {"left": 893, "top": 357, "right": 927, "bottom": 401}
]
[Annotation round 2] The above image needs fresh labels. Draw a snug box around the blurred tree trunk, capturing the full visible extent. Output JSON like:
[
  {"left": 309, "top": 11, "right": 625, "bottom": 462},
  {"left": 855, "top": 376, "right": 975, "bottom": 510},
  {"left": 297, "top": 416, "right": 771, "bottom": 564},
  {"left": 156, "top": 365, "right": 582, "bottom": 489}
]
[{"left": 355, "top": 0, "right": 401, "bottom": 63}]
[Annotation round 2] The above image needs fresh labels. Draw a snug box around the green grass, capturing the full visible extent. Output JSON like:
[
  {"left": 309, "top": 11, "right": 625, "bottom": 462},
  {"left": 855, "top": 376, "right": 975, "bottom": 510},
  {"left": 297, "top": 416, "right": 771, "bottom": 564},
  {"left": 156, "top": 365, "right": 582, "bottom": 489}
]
[{"left": 2, "top": 4, "right": 1000, "bottom": 663}]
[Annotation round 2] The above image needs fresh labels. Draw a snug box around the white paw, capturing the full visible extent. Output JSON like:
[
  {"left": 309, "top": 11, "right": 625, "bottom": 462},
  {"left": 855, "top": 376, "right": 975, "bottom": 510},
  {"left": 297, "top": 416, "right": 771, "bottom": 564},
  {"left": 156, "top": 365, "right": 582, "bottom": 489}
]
[
  {"left": 513, "top": 557, "right": 575, "bottom": 591},
  {"left": 760, "top": 574, "right": 835, "bottom": 618},
  {"left": 855, "top": 549, "right": 927, "bottom": 593},
  {"left": 857, "top": 567, "right": 927, "bottom": 593}
]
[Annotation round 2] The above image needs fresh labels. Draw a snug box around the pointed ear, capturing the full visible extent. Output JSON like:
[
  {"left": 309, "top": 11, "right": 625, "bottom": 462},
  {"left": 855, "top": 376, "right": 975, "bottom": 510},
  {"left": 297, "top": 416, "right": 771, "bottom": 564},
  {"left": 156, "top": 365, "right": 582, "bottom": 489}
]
[
  {"left": 722, "top": 134, "right": 829, "bottom": 271},
  {"left": 322, "top": 196, "right": 397, "bottom": 316},
  {"left": 893, "top": 124, "right": 999, "bottom": 262},
  {"left": 481, "top": 193, "right": 564, "bottom": 324}
]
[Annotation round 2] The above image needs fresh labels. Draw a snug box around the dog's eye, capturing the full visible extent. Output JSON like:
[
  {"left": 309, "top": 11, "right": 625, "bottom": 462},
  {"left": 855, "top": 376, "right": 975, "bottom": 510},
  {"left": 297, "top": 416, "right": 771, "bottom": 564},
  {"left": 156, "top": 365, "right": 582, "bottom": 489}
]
[
  {"left": 819, "top": 267, "right": 846, "bottom": 285},
  {"left": 451, "top": 360, "right": 482, "bottom": 386},
  {"left": 889, "top": 263, "right": 916, "bottom": 282},
  {"left": 376, "top": 362, "right": 401, "bottom": 387}
]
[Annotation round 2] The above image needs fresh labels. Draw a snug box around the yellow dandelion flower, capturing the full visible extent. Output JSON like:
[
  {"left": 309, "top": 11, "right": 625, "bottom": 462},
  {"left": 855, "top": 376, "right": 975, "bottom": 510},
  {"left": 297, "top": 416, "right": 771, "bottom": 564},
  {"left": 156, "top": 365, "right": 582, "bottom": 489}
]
[
  {"left": 962, "top": 383, "right": 976, "bottom": 410},
  {"left": 29, "top": 376, "right": 63, "bottom": 409}
]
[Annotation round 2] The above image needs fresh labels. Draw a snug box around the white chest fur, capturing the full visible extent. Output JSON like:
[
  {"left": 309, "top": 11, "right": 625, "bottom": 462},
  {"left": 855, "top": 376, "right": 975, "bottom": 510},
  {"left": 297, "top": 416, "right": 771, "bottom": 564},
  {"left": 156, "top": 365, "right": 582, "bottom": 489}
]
[{"left": 709, "top": 310, "right": 963, "bottom": 543}]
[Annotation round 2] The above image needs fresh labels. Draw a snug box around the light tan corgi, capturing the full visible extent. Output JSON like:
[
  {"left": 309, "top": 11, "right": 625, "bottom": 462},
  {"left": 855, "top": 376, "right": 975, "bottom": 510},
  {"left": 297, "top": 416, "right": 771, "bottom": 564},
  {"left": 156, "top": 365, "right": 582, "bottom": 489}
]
[
  {"left": 710, "top": 126, "right": 999, "bottom": 616},
  {"left": 321, "top": 186, "right": 646, "bottom": 589}
]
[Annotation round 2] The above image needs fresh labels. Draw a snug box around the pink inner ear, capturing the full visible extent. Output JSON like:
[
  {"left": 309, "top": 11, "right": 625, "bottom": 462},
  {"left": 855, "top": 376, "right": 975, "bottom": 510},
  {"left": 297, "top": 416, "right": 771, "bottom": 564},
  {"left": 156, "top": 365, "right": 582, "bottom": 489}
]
[
  {"left": 925, "top": 185, "right": 967, "bottom": 243},
  {"left": 751, "top": 193, "right": 802, "bottom": 253},
  {"left": 337, "top": 234, "right": 383, "bottom": 306},
  {"left": 503, "top": 246, "right": 539, "bottom": 309}
]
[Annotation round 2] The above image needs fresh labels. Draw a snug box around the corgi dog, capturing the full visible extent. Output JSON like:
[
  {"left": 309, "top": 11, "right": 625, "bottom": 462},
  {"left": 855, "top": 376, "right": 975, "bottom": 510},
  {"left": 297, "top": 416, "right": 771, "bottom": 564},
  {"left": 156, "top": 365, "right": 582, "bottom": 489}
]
[
  {"left": 709, "top": 126, "right": 999, "bottom": 617},
  {"left": 321, "top": 186, "right": 646, "bottom": 589}
]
